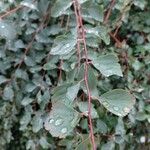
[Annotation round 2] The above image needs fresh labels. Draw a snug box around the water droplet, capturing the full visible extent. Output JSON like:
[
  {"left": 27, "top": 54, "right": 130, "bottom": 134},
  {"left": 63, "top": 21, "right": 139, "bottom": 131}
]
[
  {"left": 113, "top": 106, "right": 119, "bottom": 111},
  {"left": 61, "top": 127, "right": 67, "bottom": 134},
  {"left": 66, "top": 44, "right": 70, "bottom": 47},
  {"left": 1, "top": 25, "right": 5, "bottom": 28},
  {"left": 55, "top": 118, "right": 63, "bottom": 126},
  {"left": 124, "top": 107, "right": 130, "bottom": 113},
  {"left": 117, "top": 113, "right": 122, "bottom": 116},
  {"left": 49, "top": 118, "right": 54, "bottom": 124}
]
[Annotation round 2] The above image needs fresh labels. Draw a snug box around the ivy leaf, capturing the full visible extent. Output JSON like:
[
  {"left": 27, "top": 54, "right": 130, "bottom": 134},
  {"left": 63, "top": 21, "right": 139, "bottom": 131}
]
[
  {"left": 3, "top": 85, "right": 14, "bottom": 101},
  {"left": 77, "top": 65, "right": 99, "bottom": 98},
  {"left": 44, "top": 102, "right": 80, "bottom": 138},
  {"left": 82, "top": 1, "right": 104, "bottom": 22},
  {"left": 32, "top": 113, "right": 43, "bottom": 133},
  {"left": 66, "top": 82, "right": 80, "bottom": 101},
  {"left": 99, "top": 89, "right": 135, "bottom": 117},
  {"left": 0, "top": 20, "right": 16, "bottom": 40},
  {"left": 89, "top": 53, "right": 123, "bottom": 77},
  {"left": 77, "top": 102, "right": 98, "bottom": 119},
  {"left": 21, "top": 97, "right": 34, "bottom": 106},
  {"left": 50, "top": 34, "right": 76, "bottom": 55},
  {"left": 20, "top": 112, "right": 31, "bottom": 131},
  {"left": 51, "top": 0, "right": 73, "bottom": 17},
  {"left": 20, "top": 0, "right": 38, "bottom": 10},
  {"left": 0, "top": 75, "right": 8, "bottom": 85},
  {"left": 39, "top": 137, "right": 50, "bottom": 149},
  {"left": 52, "top": 82, "right": 80, "bottom": 105}
]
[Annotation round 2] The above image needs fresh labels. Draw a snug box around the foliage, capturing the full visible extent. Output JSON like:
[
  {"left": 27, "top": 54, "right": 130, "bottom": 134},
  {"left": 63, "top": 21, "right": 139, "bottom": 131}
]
[{"left": 0, "top": 0, "right": 149, "bottom": 149}]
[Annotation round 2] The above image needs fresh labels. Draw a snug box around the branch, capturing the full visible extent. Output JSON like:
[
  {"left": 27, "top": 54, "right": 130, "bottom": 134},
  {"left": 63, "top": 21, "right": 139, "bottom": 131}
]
[
  {"left": 73, "top": 0, "right": 96, "bottom": 149},
  {"left": 103, "top": 0, "right": 116, "bottom": 24},
  {"left": 0, "top": 5, "right": 23, "bottom": 20}
]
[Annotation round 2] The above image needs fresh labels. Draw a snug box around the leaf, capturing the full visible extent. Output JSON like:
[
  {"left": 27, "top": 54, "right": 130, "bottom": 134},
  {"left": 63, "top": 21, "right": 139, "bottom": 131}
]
[
  {"left": 50, "top": 34, "right": 76, "bottom": 55},
  {"left": 44, "top": 102, "right": 80, "bottom": 138},
  {"left": 77, "top": 65, "right": 99, "bottom": 98},
  {"left": 77, "top": 102, "right": 98, "bottom": 119},
  {"left": 39, "top": 137, "right": 50, "bottom": 149},
  {"left": 32, "top": 113, "right": 43, "bottom": 133},
  {"left": 3, "top": 85, "right": 14, "bottom": 101},
  {"left": 66, "top": 82, "right": 80, "bottom": 101},
  {"left": 101, "top": 141, "right": 115, "bottom": 150},
  {"left": 0, "top": 75, "right": 8, "bottom": 84},
  {"left": 26, "top": 140, "right": 36, "bottom": 150},
  {"left": 20, "top": 112, "right": 31, "bottom": 131},
  {"left": 52, "top": 82, "right": 80, "bottom": 105},
  {"left": 25, "top": 83, "right": 37, "bottom": 92},
  {"left": 89, "top": 53, "right": 123, "bottom": 77},
  {"left": 135, "top": 112, "right": 147, "bottom": 121},
  {"left": 99, "top": 89, "right": 135, "bottom": 117},
  {"left": 0, "top": 20, "right": 16, "bottom": 40},
  {"left": 82, "top": 1, "right": 104, "bottom": 22},
  {"left": 51, "top": 0, "right": 73, "bottom": 17},
  {"left": 96, "top": 120, "right": 108, "bottom": 134},
  {"left": 21, "top": 97, "right": 34, "bottom": 106},
  {"left": 86, "top": 26, "right": 110, "bottom": 45},
  {"left": 20, "top": 0, "right": 38, "bottom": 10}
]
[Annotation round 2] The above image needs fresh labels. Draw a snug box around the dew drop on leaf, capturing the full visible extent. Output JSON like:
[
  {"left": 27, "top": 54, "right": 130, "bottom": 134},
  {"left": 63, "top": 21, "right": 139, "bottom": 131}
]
[
  {"left": 49, "top": 119, "right": 54, "bottom": 124},
  {"left": 66, "top": 44, "right": 70, "bottom": 47},
  {"left": 61, "top": 128, "right": 67, "bottom": 134},
  {"left": 1, "top": 25, "right": 5, "bottom": 28},
  {"left": 55, "top": 118, "right": 63, "bottom": 126},
  {"left": 123, "top": 107, "right": 130, "bottom": 113},
  {"left": 113, "top": 106, "right": 119, "bottom": 111}
]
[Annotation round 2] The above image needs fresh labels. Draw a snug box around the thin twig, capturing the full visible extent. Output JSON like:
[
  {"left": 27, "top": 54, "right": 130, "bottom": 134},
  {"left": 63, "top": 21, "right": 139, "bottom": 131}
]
[
  {"left": 103, "top": 0, "right": 116, "bottom": 24},
  {"left": 73, "top": 0, "right": 96, "bottom": 149},
  {"left": 0, "top": 5, "right": 23, "bottom": 20},
  {"left": 109, "top": 32, "right": 122, "bottom": 48}
]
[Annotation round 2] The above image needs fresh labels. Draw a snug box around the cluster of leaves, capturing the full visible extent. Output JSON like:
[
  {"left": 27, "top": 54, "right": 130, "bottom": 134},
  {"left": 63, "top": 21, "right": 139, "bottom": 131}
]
[{"left": 0, "top": 0, "right": 149, "bottom": 149}]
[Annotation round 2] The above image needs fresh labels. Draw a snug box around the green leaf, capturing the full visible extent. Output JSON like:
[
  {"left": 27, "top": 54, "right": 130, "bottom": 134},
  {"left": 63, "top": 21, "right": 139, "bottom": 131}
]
[
  {"left": 50, "top": 34, "right": 76, "bottom": 55},
  {"left": 0, "top": 75, "right": 8, "bottom": 84},
  {"left": 52, "top": 82, "right": 80, "bottom": 105},
  {"left": 96, "top": 120, "right": 108, "bottom": 134},
  {"left": 101, "top": 141, "right": 115, "bottom": 150},
  {"left": 89, "top": 53, "right": 123, "bottom": 77},
  {"left": 99, "top": 89, "right": 135, "bottom": 117},
  {"left": 0, "top": 20, "right": 16, "bottom": 40},
  {"left": 51, "top": 0, "right": 73, "bottom": 17},
  {"left": 25, "top": 83, "right": 37, "bottom": 92},
  {"left": 77, "top": 65, "right": 99, "bottom": 98},
  {"left": 39, "top": 137, "right": 50, "bottom": 149},
  {"left": 66, "top": 82, "right": 80, "bottom": 101},
  {"left": 44, "top": 102, "right": 80, "bottom": 138},
  {"left": 20, "top": 112, "right": 31, "bottom": 131},
  {"left": 20, "top": 0, "right": 38, "bottom": 10},
  {"left": 21, "top": 97, "right": 34, "bottom": 106},
  {"left": 32, "top": 113, "right": 43, "bottom": 133},
  {"left": 86, "top": 26, "right": 110, "bottom": 45},
  {"left": 3, "top": 85, "right": 14, "bottom": 101},
  {"left": 77, "top": 102, "right": 98, "bottom": 119},
  {"left": 135, "top": 112, "right": 147, "bottom": 121},
  {"left": 82, "top": 1, "right": 104, "bottom": 22}
]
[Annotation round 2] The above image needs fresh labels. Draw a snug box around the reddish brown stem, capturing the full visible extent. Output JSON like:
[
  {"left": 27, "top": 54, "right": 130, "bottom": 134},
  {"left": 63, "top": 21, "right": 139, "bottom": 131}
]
[
  {"left": 104, "top": 0, "right": 116, "bottom": 24},
  {"left": 73, "top": 0, "right": 96, "bottom": 149},
  {"left": 109, "top": 32, "right": 122, "bottom": 48},
  {"left": 0, "top": 5, "right": 23, "bottom": 20}
]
